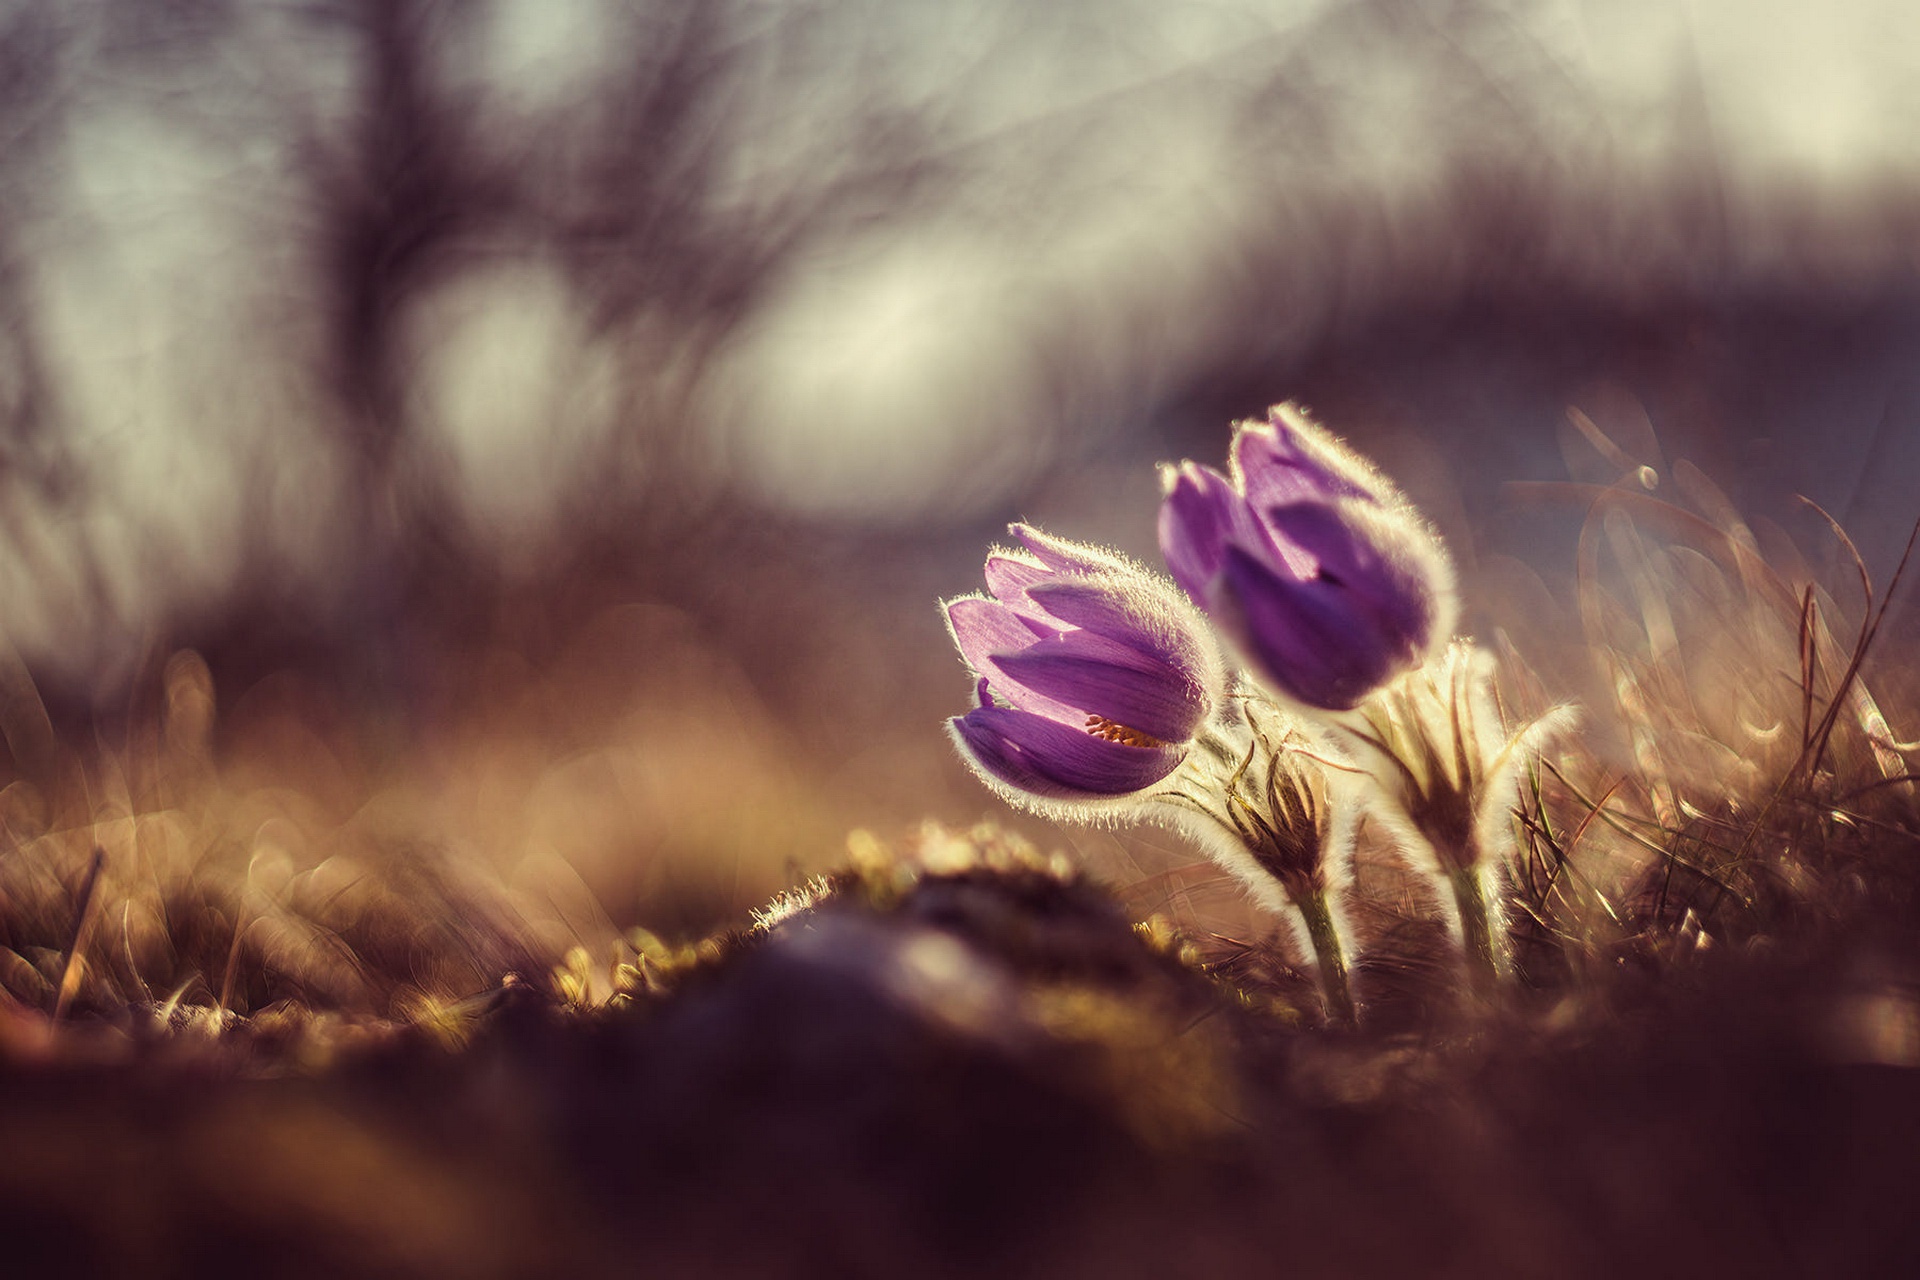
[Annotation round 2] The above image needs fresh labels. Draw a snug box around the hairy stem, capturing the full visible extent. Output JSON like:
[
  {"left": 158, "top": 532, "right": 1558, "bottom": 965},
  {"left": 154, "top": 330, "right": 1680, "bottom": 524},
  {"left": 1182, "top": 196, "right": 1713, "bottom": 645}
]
[
  {"left": 1294, "top": 885, "right": 1356, "bottom": 1028},
  {"left": 1194, "top": 724, "right": 1250, "bottom": 769},
  {"left": 1448, "top": 864, "right": 1499, "bottom": 995}
]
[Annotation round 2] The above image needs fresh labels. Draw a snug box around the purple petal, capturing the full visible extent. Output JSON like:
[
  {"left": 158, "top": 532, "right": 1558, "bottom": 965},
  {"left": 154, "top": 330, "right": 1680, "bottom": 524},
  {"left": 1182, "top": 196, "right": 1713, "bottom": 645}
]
[
  {"left": 1220, "top": 544, "right": 1417, "bottom": 710},
  {"left": 1021, "top": 578, "right": 1135, "bottom": 633},
  {"left": 1029, "top": 579, "right": 1159, "bottom": 640},
  {"left": 983, "top": 554, "right": 1051, "bottom": 603},
  {"left": 1157, "top": 463, "right": 1275, "bottom": 604},
  {"left": 946, "top": 597, "right": 1060, "bottom": 681},
  {"left": 1261, "top": 502, "right": 1438, "bottom": 646},
  {"left": 993, "top": 629, "right": 1206, "bottom": 743},
  {"left": 1023, "top": 578, "right": 1207, "bottom": 674},
  {"left": 945, "top": 599, "right": 1087, "bottom": 724},
  {"left": 1234, "top": 415, "right": 1369, "bottom": 510},
  {"left": 952, "top": 705, "right": 1185, "bottom": 797},
  {"left": 1009, "top": 524, "right": 1116, "bottom": 576},
  {"left": 951, "top": 712, "right": 1061, "bottom": 795}
]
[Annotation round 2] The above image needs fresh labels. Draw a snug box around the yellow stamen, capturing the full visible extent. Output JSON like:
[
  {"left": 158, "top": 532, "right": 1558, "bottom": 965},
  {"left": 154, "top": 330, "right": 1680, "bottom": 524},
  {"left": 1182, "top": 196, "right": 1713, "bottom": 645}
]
[{"left": 1085, "top": 715, "right": 1166, "bottom": 748}]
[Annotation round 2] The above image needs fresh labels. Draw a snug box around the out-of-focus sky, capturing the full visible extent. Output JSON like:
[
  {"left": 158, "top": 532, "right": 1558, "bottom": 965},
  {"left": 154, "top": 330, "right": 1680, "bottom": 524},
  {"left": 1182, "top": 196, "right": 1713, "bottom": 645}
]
[{"left": 1, "top": 0, "right": 1916, "bottom": 928}]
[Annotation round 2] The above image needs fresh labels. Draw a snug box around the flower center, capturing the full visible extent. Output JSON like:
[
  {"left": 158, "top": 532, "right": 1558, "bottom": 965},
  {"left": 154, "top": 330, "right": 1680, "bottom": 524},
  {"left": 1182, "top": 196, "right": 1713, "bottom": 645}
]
[{"left": 1084, "top": 715, "right": 1167, "bottom": 748}]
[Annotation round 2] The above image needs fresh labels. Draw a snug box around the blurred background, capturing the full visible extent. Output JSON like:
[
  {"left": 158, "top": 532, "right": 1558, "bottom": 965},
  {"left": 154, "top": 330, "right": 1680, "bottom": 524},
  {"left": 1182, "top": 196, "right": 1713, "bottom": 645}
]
[{"left": 0, "top": 0, "right": 1916, "bottom": 945}]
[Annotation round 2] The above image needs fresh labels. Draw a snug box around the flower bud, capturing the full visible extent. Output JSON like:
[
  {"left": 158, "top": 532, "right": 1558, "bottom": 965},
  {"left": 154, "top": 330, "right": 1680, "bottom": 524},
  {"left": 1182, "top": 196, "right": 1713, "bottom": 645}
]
[
  {"left": 943, "top": 525, "right": 1225, "bottom": 813},
  {"left": 1158, "top": 405, "right": 1456, "bottom": 710}
]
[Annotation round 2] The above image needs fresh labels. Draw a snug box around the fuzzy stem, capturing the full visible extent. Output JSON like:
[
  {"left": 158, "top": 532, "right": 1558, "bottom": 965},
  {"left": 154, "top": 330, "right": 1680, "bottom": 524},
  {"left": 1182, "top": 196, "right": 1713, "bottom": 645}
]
[
  {"left": 1447, "top": 863, "right": 1499, "bottom": 995},
  {"left": 1294, "top": 885, "right": 1356, "bottom": 1028},
  {"left": 1193, "top": 723, "right": 1249, "bottom": 768}
]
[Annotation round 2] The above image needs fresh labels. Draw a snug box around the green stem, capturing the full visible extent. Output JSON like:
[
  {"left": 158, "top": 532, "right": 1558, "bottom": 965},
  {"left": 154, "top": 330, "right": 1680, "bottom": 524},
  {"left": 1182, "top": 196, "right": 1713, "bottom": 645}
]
[
  {"left": 1294, "top": 885, "right": 1356, "bottom": 1029},
  {"left": 1448, "top": 864, "right": 1499, "bottom": 995}
]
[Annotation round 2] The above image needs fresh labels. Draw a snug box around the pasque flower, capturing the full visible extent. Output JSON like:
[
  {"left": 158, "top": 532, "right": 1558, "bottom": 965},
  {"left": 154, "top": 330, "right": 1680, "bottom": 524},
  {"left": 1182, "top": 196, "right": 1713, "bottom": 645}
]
[
  {"left": 944, "top": 524, "right": 1226, "bottom": 812},
  {"left": 1158, "top": 404, "right": 1456, "bottom": 711}
]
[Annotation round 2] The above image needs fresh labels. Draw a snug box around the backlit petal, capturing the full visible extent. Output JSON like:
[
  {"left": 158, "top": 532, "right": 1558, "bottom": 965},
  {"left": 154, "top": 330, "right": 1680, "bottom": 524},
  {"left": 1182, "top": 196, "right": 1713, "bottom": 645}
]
[
  {"left": 1157, "top": 462, "right": 1282, "bottom": 603},
  {"left": 1009, "top": 524, "right": 1125, "bottom": 576},
  {"left": 946, "top": 596, "right": 1058, "bottom": 670},
  {"left": 993, "top": 629, "right": 1206, "bottom": 743},
  {"left": 952, "top": 705, "right": 1185, "bottom": 797},
  {"left": 983, "top": 554, "right": 1051, "bottom": 603},
  {"left": 1261, "top": 501, "right": 1440, "bottom": 649},
  {"left": 1022, "top": 577, "right": 1207, "bottom": 676},
  {"left": 1221, "top": 544, "right": 1411, "bottom": 710},
  {"left": 1235, "top": 407, "right": 1377, "bottom": 509},
  {"left": 945, "top": 598, "right": 1078, "bottom": 721}
]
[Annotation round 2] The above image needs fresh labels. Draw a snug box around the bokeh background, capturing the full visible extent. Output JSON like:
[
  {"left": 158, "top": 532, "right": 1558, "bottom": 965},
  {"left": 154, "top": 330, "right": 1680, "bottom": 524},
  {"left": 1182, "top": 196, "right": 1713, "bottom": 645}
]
[{"left": 1, "top": 0, "right": 1916, "bottom": 944}]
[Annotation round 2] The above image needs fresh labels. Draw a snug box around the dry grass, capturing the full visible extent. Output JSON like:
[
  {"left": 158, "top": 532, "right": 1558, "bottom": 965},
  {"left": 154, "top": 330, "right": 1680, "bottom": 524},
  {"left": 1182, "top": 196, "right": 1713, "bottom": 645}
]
[{"left": 0, "top": 430, "right": 1916, "bottom": 1277}]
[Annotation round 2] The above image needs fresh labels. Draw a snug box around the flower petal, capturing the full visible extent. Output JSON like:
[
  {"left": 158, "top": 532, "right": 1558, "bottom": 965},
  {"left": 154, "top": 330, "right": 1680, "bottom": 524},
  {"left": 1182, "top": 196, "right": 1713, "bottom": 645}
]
[
  {"left": 952, "top": 705, "right": 1185, "bottom": 797},
  {"left": 1220, "top": 543, "right": 1416, "bottom": 710},
  {"left": 1261, "top": 501, "right": 1442, "bottom": 650},
  {"left": 1234, "top": 408, "right": 1374, "bottom": 509},
  {"left": 947, "top": 596, "right": 1055, "bottom": 667},
  {"left": 1157, "top": 462, "right": 1287, "bottom": 603},
  {"left": 983, "top": 554, "right": 1051, "bottom": 603},
  {"left": 945, "top": 597, "right": 1078, "bottom": 717},
  {"left": 1023, "top": 577, "right": 1209, "bottom": 676},
  {"left": 992, "top": 628, "right": 1206, "bottom": 743},
  {"left": 1009, "top": 524, "right": 1125, "bottom": 576}
]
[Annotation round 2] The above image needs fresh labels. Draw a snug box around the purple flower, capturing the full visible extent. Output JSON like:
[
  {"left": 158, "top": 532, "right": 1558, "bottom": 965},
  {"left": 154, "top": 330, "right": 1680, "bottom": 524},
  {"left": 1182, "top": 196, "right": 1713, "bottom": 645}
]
[
  {"left": 944, "top": 525, "right": 1223, "bottom": 806},
  {"left": 1157, "top": 405, "right": 1455, "bottom": 711}
]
